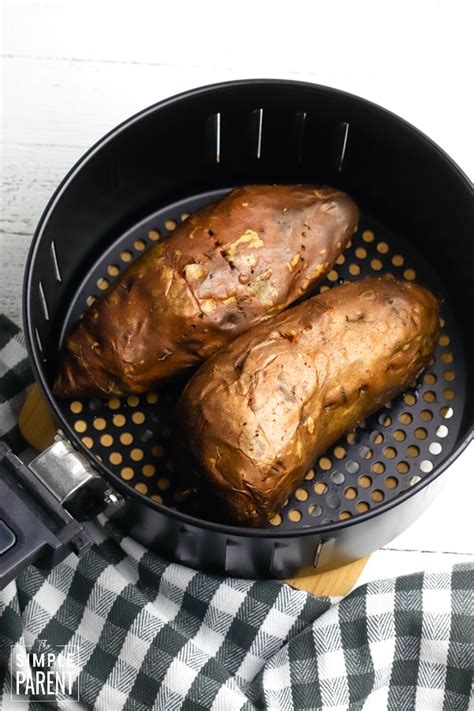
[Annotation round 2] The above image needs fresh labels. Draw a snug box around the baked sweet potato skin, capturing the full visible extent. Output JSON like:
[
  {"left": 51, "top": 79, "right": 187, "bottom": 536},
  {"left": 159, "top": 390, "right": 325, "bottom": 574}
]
[
  {"left": 177, "top": 277, "right": 440, "bottom": 527},
  {"left": 54, "top": 185, "right": 358, "bottom": 397}
]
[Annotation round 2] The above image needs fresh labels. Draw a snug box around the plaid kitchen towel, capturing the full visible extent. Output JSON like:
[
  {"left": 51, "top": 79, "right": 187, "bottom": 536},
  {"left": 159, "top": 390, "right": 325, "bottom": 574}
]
[
  {"left": 0, "top": 316, "right": 34, "bottom": 453},
  {"left": 0, "top": 316, "right": 473, "bottom": 711}
]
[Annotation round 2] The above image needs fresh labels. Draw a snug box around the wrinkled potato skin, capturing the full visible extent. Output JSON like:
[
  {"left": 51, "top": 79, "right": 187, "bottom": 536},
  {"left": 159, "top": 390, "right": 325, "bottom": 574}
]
[
  {"left": 177, "top": 277, "right": 440, "bottom": 527},
  {"left": 54, "top": 185, "right": 358, "bottom": 397}
]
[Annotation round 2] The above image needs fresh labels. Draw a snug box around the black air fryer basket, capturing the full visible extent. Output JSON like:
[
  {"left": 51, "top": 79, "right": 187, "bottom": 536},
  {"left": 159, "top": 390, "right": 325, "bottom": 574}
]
[{"left": 0, "top": 80, "right": 472, "bottom": 587}]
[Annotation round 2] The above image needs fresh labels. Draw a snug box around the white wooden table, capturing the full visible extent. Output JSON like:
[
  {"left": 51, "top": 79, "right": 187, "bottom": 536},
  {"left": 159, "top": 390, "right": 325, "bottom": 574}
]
[{"left": 1, "top": 0, "right": 473, "bottom": 584}]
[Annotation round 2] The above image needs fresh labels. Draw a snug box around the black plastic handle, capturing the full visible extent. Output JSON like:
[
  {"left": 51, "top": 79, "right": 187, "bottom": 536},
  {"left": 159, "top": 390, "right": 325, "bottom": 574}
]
[{"left": 0, "top": 443, "right": 92, "bottom": 590}]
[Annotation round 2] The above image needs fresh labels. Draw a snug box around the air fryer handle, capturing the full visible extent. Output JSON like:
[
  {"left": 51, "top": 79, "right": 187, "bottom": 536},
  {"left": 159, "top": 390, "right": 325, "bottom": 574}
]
[{"left": 0, "top": 443, "right": 92, "bottom": 590}]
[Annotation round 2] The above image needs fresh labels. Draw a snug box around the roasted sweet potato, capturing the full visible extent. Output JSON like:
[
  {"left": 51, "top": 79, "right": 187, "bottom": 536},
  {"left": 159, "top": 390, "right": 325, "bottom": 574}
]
[
  {"left": 177, "top": 277, "right": 439, "bottom": 527},
  {"left": 54, "top": 185, "right": 358, "bottom": 397}
]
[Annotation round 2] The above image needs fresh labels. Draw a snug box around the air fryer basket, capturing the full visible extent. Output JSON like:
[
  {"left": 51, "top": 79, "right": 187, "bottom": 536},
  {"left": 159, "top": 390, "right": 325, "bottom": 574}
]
[{"left": 23, "top": 80, "right": 474, "bottom": 578}]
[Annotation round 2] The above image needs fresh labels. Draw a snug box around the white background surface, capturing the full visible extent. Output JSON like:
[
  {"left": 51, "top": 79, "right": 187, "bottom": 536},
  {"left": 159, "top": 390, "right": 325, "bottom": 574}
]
[{"left": 1, "top": 0, "right": 473, "bottom": 582}]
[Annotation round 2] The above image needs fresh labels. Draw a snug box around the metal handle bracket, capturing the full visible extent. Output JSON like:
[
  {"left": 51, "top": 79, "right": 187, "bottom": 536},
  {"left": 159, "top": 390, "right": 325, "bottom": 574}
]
[{"left": 0, "top": 435, "right": 123, "bottom": 589}]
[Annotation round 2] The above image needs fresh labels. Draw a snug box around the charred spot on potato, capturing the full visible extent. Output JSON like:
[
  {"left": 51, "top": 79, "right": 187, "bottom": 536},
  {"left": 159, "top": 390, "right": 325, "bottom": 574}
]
[{"left": 279, "top": 330, "right": 295, "bottom": 342}]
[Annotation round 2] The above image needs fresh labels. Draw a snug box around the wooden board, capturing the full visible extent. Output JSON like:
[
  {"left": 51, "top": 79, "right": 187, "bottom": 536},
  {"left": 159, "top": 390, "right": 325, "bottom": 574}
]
[{"left": 19, "top": 384, "right": 368, "bottom": 596}]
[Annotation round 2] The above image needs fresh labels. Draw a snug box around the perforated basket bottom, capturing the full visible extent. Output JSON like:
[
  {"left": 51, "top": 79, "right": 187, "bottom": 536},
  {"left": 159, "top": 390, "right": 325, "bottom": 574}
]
[{"left": 57, "top": 188, "right": 465, "bottom": 529}]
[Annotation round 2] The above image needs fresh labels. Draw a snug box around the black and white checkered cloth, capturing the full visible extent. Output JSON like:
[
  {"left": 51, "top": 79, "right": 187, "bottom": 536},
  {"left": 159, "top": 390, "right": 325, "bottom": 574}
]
[{"left": 0, "top": 315, "right": 473, "bottom": 710}]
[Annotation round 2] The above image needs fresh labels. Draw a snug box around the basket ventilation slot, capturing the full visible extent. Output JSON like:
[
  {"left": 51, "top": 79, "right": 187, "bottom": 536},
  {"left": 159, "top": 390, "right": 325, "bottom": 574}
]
[
  {"left": 50, "top": 241, "right": 63, "bottom": 283},
  {"left": 255, "top": 108, "right": 263, "bottom": 159},
  {"left": 38, "top": 281, "right": 50, "bottom": 321},
  {"left": 336, "top": 121, "right": 350, "bottom": 172},
  {"left": 35, "top": 328, "right": 44, "bottom": 355},
  {"left": 295, "top": 111, "right": 307, "bottom": 163},
  {"left": 208, "top": 113, "right": 221, "bottom": 164}
]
